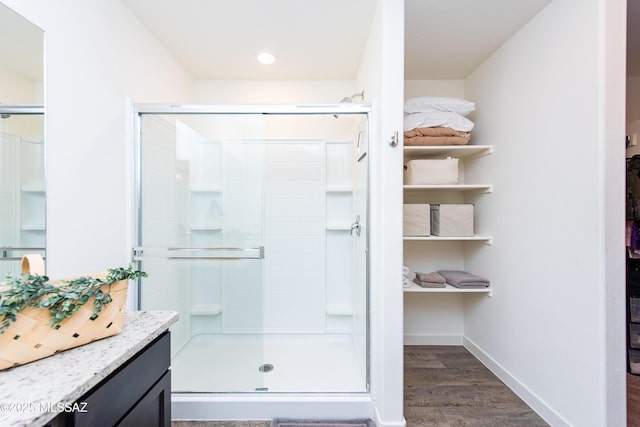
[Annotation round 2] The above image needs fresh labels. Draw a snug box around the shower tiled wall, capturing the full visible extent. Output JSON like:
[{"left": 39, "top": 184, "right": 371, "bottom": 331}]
[{"left": 263, "top": 142, "right": 325, "bottom": 333}]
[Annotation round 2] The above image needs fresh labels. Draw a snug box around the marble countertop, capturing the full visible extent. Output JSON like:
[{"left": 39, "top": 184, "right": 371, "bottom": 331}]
[{"left": 0, "top": 310, "right": 178, "bottom": 427}]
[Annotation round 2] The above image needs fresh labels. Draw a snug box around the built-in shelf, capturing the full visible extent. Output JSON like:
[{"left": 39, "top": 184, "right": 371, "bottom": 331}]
[
  {"left": 326, "top": 304, "right": 353, "bottom": 315},
  {"left": 404, "top": 235, "right": 492, "bottom": 243},
  {"left": 403, "top": 281, "right": 492, "bottom": 296},
  {"left": 325, "top": 187, "right": 353, "bottom": 193},
  {"left": 191, "top": 304, "right": 222, "bottom": 316},
  {"left": 403, "top": 145, "right": 493, "bottom": 161},
  {"left": 403, "top": 184, "right": 492, "bottom": 192},
  {"left": 326, "top": 224, "right": 351, "bottom": 231},
  {"left": 190, "top": 187, "right": 222, "bottom": 193},
  {"left": 190, "top": 224, "right": 223, "bottom": 231},
  {"left": 21, "top": 186, "right": 45, "bottom": 193},
  {"left": 21, "top": 224, "right": 45, "bottom": 231}
]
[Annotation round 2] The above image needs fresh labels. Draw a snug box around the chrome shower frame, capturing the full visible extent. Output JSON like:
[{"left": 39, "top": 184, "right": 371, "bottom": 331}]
[{"left": 131, "top": 103, "right": 373, "bottom": 418}]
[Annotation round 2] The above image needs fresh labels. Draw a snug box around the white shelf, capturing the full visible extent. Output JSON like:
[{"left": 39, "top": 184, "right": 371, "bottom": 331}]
[
  {"left": 21, "top": 186, "right": 45, "bottom": 193},
  {"left": 21, "top": 224, "right": 45, "bottom": 231},
  {"left": 404, "top": 145, "right": 493, "bottom": 161},
  {"left": 403, "top": 281, "right": 492, "bottom": 296},
  {"left": 190, "top": 187, "right": 222, "bottom": 193},
  {"left": 190, "top": 224, "right": 223, "bottom": 231},
  {"left": 191, "top": 304, "right": 222, "bottom": 316},
  {"left": 404, "top": 235, "right": 492, "bottom": 243},
  {"left": 325, "top": 187, "right": 353, "bottom": 193},
  {"left": 403, "top": 184, "right": 492, "bottom": 192},
  {"left": 326, "top": 304, "right": 353, "bottom": 315},
  {"left": 326, "top": 224, "right": 351, "bottom": 231}
]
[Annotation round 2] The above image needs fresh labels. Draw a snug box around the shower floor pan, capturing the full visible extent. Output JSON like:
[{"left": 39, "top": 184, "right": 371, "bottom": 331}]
[{"left": 171, "top": 333, "right": 366, "bottom": 393}]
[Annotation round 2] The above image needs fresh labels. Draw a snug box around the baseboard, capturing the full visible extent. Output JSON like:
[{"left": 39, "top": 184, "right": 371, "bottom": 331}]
[
  {"left": 374, "top": 406, "right": 406, "bottom": 427},
  {"left": 403, "top": 333, "right": 463, "bottom": 346},
  {"left": 462, "top": 336, "right": 571, "bottom": 427}
]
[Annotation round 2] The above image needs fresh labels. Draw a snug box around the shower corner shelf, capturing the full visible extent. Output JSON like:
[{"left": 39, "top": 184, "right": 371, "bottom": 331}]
[
  {"left": 190, "top": 224, "right": 223, "bottom": 231},
  {"left": 191, "top": 304, "right": 222, "bottom": 316},
  {"left": 326, "top": 304, "right": 353, "bottom": 316},
  {"left": 325, "top": 187, "right": 353, "bottom": 193},
  {"left": 21, "top": 186, "right": 46, "bottom": 193},
  {"left": 326, "top": 223, "right": 352, "bottom": 231},
  {"left": 190, "top": 187, "right": 222, "bottom": 193},
  {"left": 21, "top": 224, "right": 45, "bottom": 231}
]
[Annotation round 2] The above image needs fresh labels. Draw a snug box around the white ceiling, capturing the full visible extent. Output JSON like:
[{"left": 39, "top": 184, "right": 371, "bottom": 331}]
[
  {"left": 123, "top": 0, "right": 552, "bottom": 81},
  {"left": 404, "top": 0, "right": 552, "bottom": 79},
  {"left": 122, "top": 0, "right": 377, "bottom": 80}
]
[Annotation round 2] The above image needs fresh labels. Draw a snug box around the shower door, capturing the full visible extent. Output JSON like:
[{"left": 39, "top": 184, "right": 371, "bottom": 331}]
[
  {"left": 134, "top": 106, "right": 371, "bottom": 394},
  {"left": 134, "top": 112, "right": 266, "bottom": 392},
  {"left": 0, "top": 109, "right": 45, "bottom": 276}
]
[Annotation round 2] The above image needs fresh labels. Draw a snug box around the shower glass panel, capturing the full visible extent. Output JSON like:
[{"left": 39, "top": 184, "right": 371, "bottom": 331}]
[
  {"left": 0, "top": 111, "right": 45, "bottom": 276},
  {"left": 135, "top": 107, "right": 369, "bottom": 394}
]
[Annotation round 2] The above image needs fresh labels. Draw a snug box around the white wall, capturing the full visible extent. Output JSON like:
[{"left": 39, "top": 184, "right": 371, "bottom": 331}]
[
  {"left": 1, "top": 0, "right": 194, "bottom": 278},
  {"left": 0, "top": 66, "right": 40, "bottom": 103},
  {"left": 462, "top": 0, "right": 625, "bottom": 425},
  {"left": 357, "top": 0, "right": 405, "bottom": 425},
  {"left": 193, "top": 80, "right": 358, "bottom": 105}
]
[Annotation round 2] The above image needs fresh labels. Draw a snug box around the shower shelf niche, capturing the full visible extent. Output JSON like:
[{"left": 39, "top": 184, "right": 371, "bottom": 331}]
[
  {"left": 326, "top": 304, "right": 353, "bottom": 316},
  {"left": 190, "top": 224, "right": 223, "bottom": 231},
  {"left": 191, "top": 304, "right": 222, "bottom": 316},
  {"left": 326, "top": 224, "right": 352, "bottom": 231}
]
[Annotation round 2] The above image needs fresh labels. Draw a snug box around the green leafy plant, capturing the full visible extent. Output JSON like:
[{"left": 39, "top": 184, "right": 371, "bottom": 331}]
[{"left": 0, "top": 264, "right": 147, "bottom": 334}]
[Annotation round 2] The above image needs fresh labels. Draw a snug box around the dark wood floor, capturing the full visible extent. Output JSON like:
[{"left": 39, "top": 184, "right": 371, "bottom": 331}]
[
  {"left": 629, "top": 373, "right": 640, "bottom": 427},
  {"left": 404, "top": 345, "right": 548, "bottom": 426},
  {"left": 173, "top": 346, "right": 548, "bottom": 427}
]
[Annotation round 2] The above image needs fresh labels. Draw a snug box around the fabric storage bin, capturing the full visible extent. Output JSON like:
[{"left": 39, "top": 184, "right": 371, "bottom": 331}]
[
  {"left": 403, "top": 204, "right": 430, "bottom": 236},
  {"left": 430, "top": 204, "right": 474, "bottom": 236},
  {"left": 632, "top": 297, "right": 640, "bottom": 323},
  {"left": 404, "top": 157, "right": 458, "bottom": 185},
  {"left": 631, "top": 349, "right": 640, "bottom": 374},
  {"left": 631, "top": 323, "right": 640, "bottom": 348}
]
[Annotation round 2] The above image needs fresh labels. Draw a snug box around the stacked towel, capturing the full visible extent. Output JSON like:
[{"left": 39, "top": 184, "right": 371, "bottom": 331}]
[
  {"left": 403, "top": 97, "right": 475, "bottom": 146},
  {"left": 404, "top": 127, "right": 471, "bottom": 146},
  {"left": 437, "top": 270, "right": 490, "bottom": 288},
  {"left": 412, "top": 271, "right": 446, "bottom": 288}
]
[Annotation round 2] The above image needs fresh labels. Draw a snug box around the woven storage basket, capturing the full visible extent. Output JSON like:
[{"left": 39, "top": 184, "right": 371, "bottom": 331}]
[{"left": 0, "top": 255, "right": 128, "bottom": 370}]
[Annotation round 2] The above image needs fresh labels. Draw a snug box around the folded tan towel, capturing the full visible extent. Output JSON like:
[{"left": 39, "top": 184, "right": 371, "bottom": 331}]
[
  {"left": 415, "top": 271, "right": 446, "bottom": 284},
  {"left": 413, "top": 278, "right": 446, "bottom": 288},
  {"left": 404, "top": 127, "right": 471, "bottom": 146}
]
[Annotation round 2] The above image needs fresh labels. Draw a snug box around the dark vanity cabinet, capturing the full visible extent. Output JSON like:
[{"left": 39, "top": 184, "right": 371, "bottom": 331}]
[{"left": 47, "top": 332, "right": 171, "bottom": 427}]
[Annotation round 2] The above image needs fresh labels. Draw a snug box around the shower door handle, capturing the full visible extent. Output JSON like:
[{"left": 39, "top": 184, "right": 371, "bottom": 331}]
[
  {"left": 132, "top": 246, "right": 265, "bottom": 261},
  {"left": 350, "top": 215, "right": 361, "bottom": 237}
]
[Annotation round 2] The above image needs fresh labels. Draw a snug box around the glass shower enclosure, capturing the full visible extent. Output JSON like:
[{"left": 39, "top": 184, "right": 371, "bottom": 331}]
[
  {"left": 133, "top": 104, "right": 369, "bottom": 394},
  {"left": 0, "top": 105, "right": 45, "bottom": 276}
]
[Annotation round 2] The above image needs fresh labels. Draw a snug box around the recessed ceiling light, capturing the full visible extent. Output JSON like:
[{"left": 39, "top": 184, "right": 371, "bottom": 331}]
[{"left": 257, "top": 51, "right": 276, "bottom": 65}]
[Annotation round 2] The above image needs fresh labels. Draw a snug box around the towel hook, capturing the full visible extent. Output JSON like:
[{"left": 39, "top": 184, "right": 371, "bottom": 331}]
[{"left": 388, "top": 131, "right": 399, "bottom": 147}]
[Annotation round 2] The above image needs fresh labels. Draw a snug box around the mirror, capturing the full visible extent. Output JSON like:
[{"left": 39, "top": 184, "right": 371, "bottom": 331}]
[{"left": 0, "top": 3, "right": 45, "bottom": 276}]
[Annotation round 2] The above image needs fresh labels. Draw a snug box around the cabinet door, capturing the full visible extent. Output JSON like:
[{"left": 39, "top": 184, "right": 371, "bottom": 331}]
[
  {"left": 118, "top": 372, "right": 171, "bottom": 427},
  {"left": 73, "top": 333, "right": 170, "bottom": 427}
]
